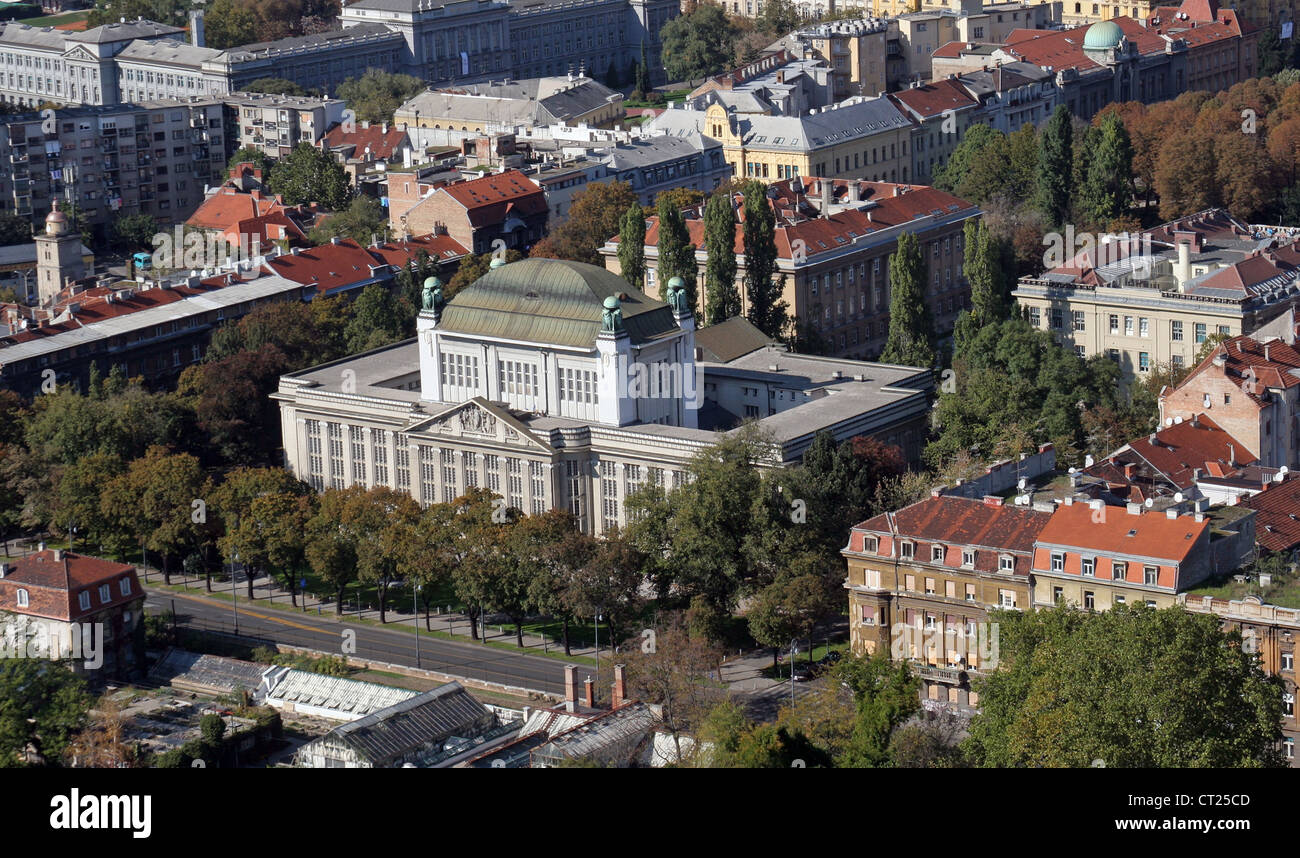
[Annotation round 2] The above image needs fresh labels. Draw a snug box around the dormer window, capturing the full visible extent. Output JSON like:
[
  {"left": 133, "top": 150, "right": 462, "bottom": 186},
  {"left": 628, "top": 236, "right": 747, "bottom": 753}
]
[
  {"left": 16, "top": 589, "right": 28, "bottom": 608},
  {"left": 999, "top": 555, "right": 1015, "bottom": 573},
  {"left": 864, "top": 536, "right": 879, "bottom": 554},
  {"left": 78, "top": 591, "right": 90, "bottom": 611},
  {"left": 900, "top": 541, "right": 914, "bottom": 560},
  {"left": 120, "top": 577, "right": 131, "bottom": 596},
  {"left": 1082, "top": 557, "right": 1095, "bottom": 577},
  {"left": 98, "top": 584, "right": 111, "bottom": 603},
  {"left": 931, "top": 545, "right": 945, "bottom": 563},
  {"left": 1050, "top": 552, "right": 1064, "bottom": 572},
  {"left": 962, "top": 550, "right": 975, "bottom": 568}
]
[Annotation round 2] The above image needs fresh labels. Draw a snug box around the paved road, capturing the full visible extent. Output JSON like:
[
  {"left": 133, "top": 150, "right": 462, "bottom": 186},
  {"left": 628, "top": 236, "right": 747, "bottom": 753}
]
[{"left": 146, "top": 587, "right": 598, "bottom": 697}]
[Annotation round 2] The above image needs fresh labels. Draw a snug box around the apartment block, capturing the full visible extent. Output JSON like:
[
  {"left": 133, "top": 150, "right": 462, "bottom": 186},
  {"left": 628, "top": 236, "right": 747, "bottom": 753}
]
[
  {"left": 603, "top": 177, "right": 979, "bottom": 363},
  {"left": 1013, "top": 210, "right": 1300, "bottom": 383}
]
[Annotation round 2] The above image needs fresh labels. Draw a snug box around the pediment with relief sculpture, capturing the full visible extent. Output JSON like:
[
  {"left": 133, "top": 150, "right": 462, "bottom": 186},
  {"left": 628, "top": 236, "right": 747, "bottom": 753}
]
[{"left": 406, "top": 397, "right": 549, "bottom": 451}]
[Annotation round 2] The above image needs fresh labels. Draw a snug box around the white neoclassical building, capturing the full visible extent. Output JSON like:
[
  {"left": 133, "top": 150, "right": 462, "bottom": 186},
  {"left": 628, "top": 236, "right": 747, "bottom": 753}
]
[{"left": 274, "top": 258, "right": 934, "bottom": 534}]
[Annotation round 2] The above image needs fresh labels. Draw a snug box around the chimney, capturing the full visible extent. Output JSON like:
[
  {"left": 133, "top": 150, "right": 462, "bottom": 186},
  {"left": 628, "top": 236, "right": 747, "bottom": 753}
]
[
  {"left": 1126, "top": 502, "right": 1142, "bottom": 515},
  {"left": 564, "top": 664, "right": 578, "bottom": 711},
  {"left": 1175, "top": 239, "right": 1191, "bottom": 287},
  {"left": 1227, "top": 444, "right": 1235, "bottom": 466},
  {"left": 1123, "top": 462, "right": 1138, "bottom": 480},
  {"left": 612, "top": 663, "right": 626, "bottom": 708},
  {"left": 982, "top": 495, "right": 1004, "bottom": 507},
  {"left": 0, "top": 563, "right": 7, "bottom": 578},
  {"left": 188, "top": 9, "right": 205, "bottom": 47},
  {"left": 52, "top": 548, "right": 63, "bottom": 561},
  {"left": 822, "top": 179, "right": 832, "bottom": 218},
  {"left": 583, "top": 677, "right": 595, "bottom": 708}
]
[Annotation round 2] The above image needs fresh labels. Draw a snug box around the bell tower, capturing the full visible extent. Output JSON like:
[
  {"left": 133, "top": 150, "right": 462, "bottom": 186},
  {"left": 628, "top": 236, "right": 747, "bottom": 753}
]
[{"left": 35, "top": 200, "right": 84, "bottom": 307}]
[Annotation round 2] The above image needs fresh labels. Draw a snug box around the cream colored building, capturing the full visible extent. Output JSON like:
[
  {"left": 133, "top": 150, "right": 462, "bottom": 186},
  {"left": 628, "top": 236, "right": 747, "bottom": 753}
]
[
  {"left": 648, "top": 96, "right": 914, "bottom": 183},
  {"left": 273, "top": 258, "right": 935, "bottom": 534},
  {"left": 1012, "top": 212, "right": 1300, "bottom": 382}
]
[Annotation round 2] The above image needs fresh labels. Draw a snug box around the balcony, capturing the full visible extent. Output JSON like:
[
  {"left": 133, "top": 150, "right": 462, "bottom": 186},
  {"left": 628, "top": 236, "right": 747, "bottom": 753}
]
[{"left": 9, "top": 152, "right": 27, "bottom": 164}]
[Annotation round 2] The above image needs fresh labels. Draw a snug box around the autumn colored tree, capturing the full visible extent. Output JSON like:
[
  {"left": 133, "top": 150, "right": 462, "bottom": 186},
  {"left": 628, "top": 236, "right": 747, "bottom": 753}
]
[
  {"left": 530, "top": 181, "right": 640, "bottom": 266},
  {"left": 447, "top": 249, "right": 525, "bottom": 299}
]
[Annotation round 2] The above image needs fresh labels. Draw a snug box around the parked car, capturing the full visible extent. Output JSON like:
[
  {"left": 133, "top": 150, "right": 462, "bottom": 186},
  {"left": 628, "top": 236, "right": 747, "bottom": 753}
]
[{"left": 791, "top": 664, "right": 813, "bottom": 682}]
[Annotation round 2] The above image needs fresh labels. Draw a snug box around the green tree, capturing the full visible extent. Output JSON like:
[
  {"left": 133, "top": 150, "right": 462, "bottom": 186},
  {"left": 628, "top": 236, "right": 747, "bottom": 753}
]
[
  {"left": 655, "top": 195, "right": 697, "bottom": 311},
  {"left": 757, "top": 0, "right": 800, "bottom": 36},
  {"left": 659, "top": 4, "right": 741, "bottom": 84},
  {"left": 227, "top": 146, "right": 271, "bottom": 172},
  {"left": 879, "top": 232, "right": 935, "bottom": 368},
  {"left": 1035, "top": 104, "right": 1074, "bottom": 225},
  {"left": 304, "top": 486, "right": 365, "bottom": 614},
  {"left": 343, "top": 283, "right": 406, "bottom": 353},
  {"left": 0, "top": 660, "right": 92, "bottom": 766},
  {"left": 308, "top": 197, "right": 387, "bottom": 246},
  {"left": 1079, "top": 111, "right": 1133, "bottom": 227},
  {"left": 618, "top": 617, "right": 725, "bottom": 761},
  {"left": 703, "top": 190, "right": 739, "bottom": 324},
  {"left": 0, "top": 211, "right": 33, "bottom": 245},
  {"left": 336, "top": 69, "right": 426, "bottom": 124},
  {"left": 965, "top": 604, "right": 1287, "bottom": 768},
  {"left": 634, "top": 38, "right": 650, "bottom": 99},
  {"left": 243, "top": 77, "right": 308, "bottom": 96},
  {"left": 833, "top": 651, "right": 921, "bottom": 768},
  {"left": 266, "top": 143, "right": 351, "bottom": 210},
  {"left": 962, "top": 218, "right": 1009, "bottom": 330},
  {"left": 625, "top": 426, "right": 768, "bottom": 612},
  {"left": 933, "top": 123, "right": 1008, "bottom": 205},
  {"left": 110, "top": 213, "right": 159, "bottom": 253},
  {"left": 617, "top": 203, "right": 646, "bottom": 290},
  {"left": 204, "top": 0, "right": 258, "bottom": 49},
  {"left": 741, "top": 184, "right": 787, "bottom": 338}
]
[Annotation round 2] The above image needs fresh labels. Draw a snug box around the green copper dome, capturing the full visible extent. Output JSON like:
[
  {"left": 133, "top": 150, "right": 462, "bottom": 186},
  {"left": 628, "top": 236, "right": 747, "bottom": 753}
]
[{"left": 1083, "top": 20, "right": 1123, "bottom": 51}]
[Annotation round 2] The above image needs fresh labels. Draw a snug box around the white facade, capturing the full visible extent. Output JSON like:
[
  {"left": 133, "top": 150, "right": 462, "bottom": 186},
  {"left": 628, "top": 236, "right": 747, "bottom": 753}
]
[{"left": 273, "top": 259, "right": 934, "bottom": 534}]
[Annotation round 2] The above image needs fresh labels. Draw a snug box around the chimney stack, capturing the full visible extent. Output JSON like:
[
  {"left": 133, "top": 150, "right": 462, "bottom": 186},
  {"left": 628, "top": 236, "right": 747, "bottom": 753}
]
[
  {"left": 612, "top": 664, "right": 626, "bottom": 708},
  {"left": 583, "top": 677, "right": 595, "bottom": 709},
  {"left": 564, "top": 664, "right": 578, "bottom": 711}
]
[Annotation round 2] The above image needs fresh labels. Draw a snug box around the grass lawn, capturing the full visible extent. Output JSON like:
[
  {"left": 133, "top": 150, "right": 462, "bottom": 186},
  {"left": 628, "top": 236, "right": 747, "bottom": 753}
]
[
  {"left": 1188, "top": 573, "right": 1300, "bottom": 610},
  {"left": 26, "top": 10, "right": 87, "bottom": 26}
]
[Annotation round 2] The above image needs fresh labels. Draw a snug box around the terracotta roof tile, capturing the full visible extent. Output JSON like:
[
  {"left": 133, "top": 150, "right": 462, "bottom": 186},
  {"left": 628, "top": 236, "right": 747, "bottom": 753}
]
[{"left": 0, "top": 551, "right": 141, "bottom": 622}]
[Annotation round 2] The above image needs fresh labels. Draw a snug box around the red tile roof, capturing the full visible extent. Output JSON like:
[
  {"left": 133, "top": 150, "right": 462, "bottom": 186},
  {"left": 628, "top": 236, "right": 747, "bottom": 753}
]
[
  {"left": 439, "top": 170, "right": 547, "bottom": 226},
  {"left": 322, "top": 124, "right": 410, "bottom": 161},
  {"left": 1, "top": 272, "right": 264, "bottom": 345},
  {"left": 1001, "top": 15, "right": 1244, "bottom": 73},
  {"left": 186, "top": 187, "right": 286, "bottom": 231},
  {"left": 1182, "top": 336, "right": 1300, "bottom": 407},
  {"left": 1118, "top": 414, "right": 1257, "bottom": 490},
  {"left": 265, "top": 239, "right": 388, "bottom": 294},
  {"left": 368, "top": 233, "right": 468, "bottom": 268},
  {"left": 1241, "top": 476, "right": 1300, "bottom": 552},
  {"left": 888, "top": 78, "right": 979, "bottom": 119},
  {"left": 0, "top": 551, "right": 141, "bottom": 622},
  {"left": 849, "top": 495, "right": 1053, "bottom": 577},
  {"left": 1035, "top": 501, "right": 1208, "bottom": 564},
  {"left": 633, "top": 179, "right": 976, "bottom": 263}
]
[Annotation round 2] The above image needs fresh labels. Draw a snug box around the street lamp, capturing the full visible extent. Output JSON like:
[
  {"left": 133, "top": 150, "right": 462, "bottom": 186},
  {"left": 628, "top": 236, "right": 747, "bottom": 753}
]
[
  {"left": 594, "top": 609, "right": 603, "bottom": 700},
  {"left": 413, "top": 583, "right": 421, "bottom": 668},
  {"left": 790, "top": 638, "right": 798, "bottom": 707},
  {"left": 231, "top": 547, "right": 240, "bottom": 636}
]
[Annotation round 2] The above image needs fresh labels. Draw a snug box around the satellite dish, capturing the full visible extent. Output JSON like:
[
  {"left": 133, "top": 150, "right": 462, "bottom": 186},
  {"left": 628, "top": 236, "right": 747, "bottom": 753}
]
[{"left": 1144, "top": 499, "right": 1154, "bottom": 507}]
